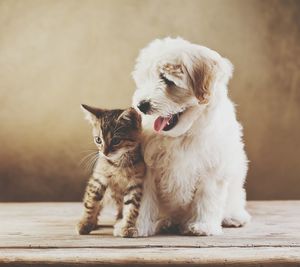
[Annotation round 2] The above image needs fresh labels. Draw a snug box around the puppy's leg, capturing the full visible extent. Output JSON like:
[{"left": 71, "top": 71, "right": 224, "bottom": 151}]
[
  {"left": 182, "top": 178, "right": 228, "bottom": 236},
  {"left": 222, "top": 177, "right": 251, "bottom": 227},
  {"left": 135, "top": 173, "right": 160, "bottom": 236}
]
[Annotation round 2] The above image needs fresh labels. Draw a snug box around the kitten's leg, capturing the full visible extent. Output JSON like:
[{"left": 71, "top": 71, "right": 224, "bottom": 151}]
[
  {"left": 113, "top": 180, "right": 143, "bottom": 238},
  {"left": 111, "top": 191, "right": 123, "bottom": 223},
  {"left": 77, "top": 176, "right": 107, "bottom": 235}
]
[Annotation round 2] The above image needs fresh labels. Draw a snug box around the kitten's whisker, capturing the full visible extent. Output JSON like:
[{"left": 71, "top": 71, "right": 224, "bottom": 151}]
[
  {"left": 80, "top": 151, "right": 98, "bottom": 163},
  {"left": 79, "top": 152, "right": 99, "bottom": 167},
  {"left": 80, "top": 148, "right": 98, "bottom": 152},
  {"left": 89, "top": 154, "right": 99, "bottom": 171},
  {"left": 79, "top": 150, "right": 98, "bottom": 156},
  {"left": 82, "top": 153, "right": 99, "bottom": 173},
  {"left": 90, "top": 156, "right": 99, "bottom": 172},
  {"left": 84, "top": 160, "right": 94, "bottom": 173},
  {"left": 81, "top": 150, "right": 98, "bottom": 155}
]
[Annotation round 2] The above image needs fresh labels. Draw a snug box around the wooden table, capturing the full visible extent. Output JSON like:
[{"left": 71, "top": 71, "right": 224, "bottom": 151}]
[{"left": 0, "top": 201, "right": 299, "bottom": 266}]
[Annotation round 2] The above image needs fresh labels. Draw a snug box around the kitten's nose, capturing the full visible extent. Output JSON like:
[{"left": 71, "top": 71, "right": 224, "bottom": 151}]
[{"left": 137, "top": 100, "right": 151, "bottom": 114}]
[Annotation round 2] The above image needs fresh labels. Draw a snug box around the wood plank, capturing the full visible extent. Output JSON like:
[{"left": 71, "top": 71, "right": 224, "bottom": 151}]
[
  {"left": 1, "top": 247, "right": 300, "bottom": 267},
  {"left": 0, "top": 201, "right": 300, "bottom": 248},
  {"left": 0, "top": 201, "right": 300, "bottom": 266}
]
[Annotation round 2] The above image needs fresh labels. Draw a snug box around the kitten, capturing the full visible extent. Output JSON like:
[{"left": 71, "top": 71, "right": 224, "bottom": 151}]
[{"left": 77, "top": 104, "right": 145, "bottom": 238}]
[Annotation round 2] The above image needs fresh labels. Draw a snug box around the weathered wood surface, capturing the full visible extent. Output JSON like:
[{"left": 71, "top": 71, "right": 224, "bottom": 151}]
[{"left": 0, "top": 201, "right": 299, "bottom": 266}]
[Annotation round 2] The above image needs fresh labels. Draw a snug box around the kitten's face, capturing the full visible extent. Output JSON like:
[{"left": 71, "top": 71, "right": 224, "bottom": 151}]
[{"left": 81, "top": 105, "right": 141, "bottom": 162}]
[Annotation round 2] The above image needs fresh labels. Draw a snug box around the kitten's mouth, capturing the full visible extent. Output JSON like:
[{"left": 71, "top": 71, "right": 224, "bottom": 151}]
[{"left": 154, "top": 111, "right": 183, "bottom": 132}]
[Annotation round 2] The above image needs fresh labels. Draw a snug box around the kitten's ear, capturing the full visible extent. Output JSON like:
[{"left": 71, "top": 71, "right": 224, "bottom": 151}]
[
  {"left": 118, "top": 107, "right": 141, "bottom": 129},
  {"left": 81, "top": 104, "right": 103, "bottom": 124}
]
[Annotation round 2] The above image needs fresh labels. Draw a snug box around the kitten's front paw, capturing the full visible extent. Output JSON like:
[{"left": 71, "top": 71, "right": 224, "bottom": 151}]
[
  {"left": 182, "top": 222, "right": 223, "bottom": 236},
  {"left": 113, "top": 221, "right": 138, "bottom": 238},
  {"left": 121, "top": 227, "right": 138, "bottom": 238},
  {"left": 77, "top": 220, "right": 97, "bottom": 235}
]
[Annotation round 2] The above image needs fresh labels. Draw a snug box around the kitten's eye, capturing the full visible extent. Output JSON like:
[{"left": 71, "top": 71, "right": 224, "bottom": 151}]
[
  {"left": 111, "top": 138, "right": 121, "bottom": 146},
  {"left": 94, "top": 136, "right": 102, "bottom": 144},
  {"left": 160, "top": 73, "right": 175, "bottom": 87}
]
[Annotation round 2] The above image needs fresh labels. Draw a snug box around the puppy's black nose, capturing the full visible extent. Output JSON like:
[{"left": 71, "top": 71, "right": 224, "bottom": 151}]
[{"left": 137, "top": 100, "right": 151, "bottom": 114}]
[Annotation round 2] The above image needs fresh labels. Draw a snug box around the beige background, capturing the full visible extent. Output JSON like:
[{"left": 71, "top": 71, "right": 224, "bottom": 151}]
[{"left": 0, "top": 0, "right": 299, "bottom": 201}]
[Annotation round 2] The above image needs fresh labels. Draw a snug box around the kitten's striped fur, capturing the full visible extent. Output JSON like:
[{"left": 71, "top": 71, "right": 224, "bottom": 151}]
[{"left": 77, "top": 105, "right": 145, "bottom": 237}]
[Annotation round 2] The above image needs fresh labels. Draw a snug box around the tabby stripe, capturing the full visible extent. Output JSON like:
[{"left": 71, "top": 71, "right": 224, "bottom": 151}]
[
  {"left": 90, "top": 178, "right": 102, "bottom": 184},
  {"left": 132, "top": 192, "right": 142, "bottom": 201},
  {"left": 84, "top": 202, "right": 94, "bottom": 209},
  {"left": 93, "top": 191, "right": 104, "bottom": 201},
  {"left": 126, "top": 220, "right": 135, "bottom": 228},
  {"left": 134, "top": 196, "right": 142, "bottom": 203},
  {"left": 88, "top": 182, "right": 106, "bottom": 193},
  {"left": 124, "top": 198, "right": 140, "bottom": 207},
  {"left": 125, "top": 184, "right": 143, "bottom": 194},
  {"left": 126, "top": 210, "right": 139, "bottom": 225},
  {"left": 88, "top": 178, "right": 106, "bottom": 187},
  {"left": 87, "top": 185, "right": 98, "bottom": 193},
  {"left": 88, "top": 181, "right": 105, "bottom": 188},
  {"left": 123, "top": 192, "right": 142, "bottom": 206},
  {"left": 130, "top": 208, "right": 139, "bottom": 217}
]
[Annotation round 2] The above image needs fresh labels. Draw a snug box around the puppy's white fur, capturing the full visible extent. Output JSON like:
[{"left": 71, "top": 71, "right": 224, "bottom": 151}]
[{"left": 132, "top": 37, "right": 250, "bottom": 236}]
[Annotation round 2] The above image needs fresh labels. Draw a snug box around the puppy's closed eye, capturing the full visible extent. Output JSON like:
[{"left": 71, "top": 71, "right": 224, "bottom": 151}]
[{"left": 160, "top": 73, "right": 175, "bottom": 87}]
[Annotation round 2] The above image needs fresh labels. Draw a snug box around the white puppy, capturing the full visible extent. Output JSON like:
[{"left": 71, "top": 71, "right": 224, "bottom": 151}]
[{"left": 132, "top": 37, "right": 250, "bottom": 236}]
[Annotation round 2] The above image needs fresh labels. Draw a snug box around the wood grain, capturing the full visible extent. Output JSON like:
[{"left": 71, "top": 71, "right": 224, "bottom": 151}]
[
  {"left": 0, "top": 201, "right": 299, "bottom": 266},
  {"left": 1, "top": 247, "right": 300, "bottom": 267}
]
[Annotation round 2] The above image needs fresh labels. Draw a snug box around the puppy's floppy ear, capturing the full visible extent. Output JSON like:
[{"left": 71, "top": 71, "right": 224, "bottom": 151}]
[
  {"left": 81, "top": 104, "right": 103, "bottom": 124},
  {"left": 184, "top": 55, "right": 234, "bottom": 104},
  {"left": 184, "top": 56, "right": 217, "bottom": 104},
  {"left": 118, "top": 107, "right": 141, "bottom": 130}
]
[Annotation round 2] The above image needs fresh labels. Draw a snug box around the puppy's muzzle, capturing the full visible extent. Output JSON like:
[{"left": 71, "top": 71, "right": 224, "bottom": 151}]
[{"left": 137, "top": 100, "right": 151, "bottom": 114}]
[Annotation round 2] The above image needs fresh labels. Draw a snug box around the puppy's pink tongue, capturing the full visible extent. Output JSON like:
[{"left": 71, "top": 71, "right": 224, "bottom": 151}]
[{"left": 154, "top": 116, "right": 170, "bottom": 132}]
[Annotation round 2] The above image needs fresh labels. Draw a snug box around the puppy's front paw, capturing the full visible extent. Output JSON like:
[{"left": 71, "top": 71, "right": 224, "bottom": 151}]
[
  {"left": 135, "top": 223, "right": 155, "bottom": 237},
  {"left": 183, "top": 222, "right": 223, "bottom": 236},
  {"left": 77, "top": 220, "right": 97, "bottom": 235},
  {"left": 113, "top": 222, "right": 138, "bottom": 238},
  {"left": 222, "top": 210, "right": 251, "bottom": 228}
]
